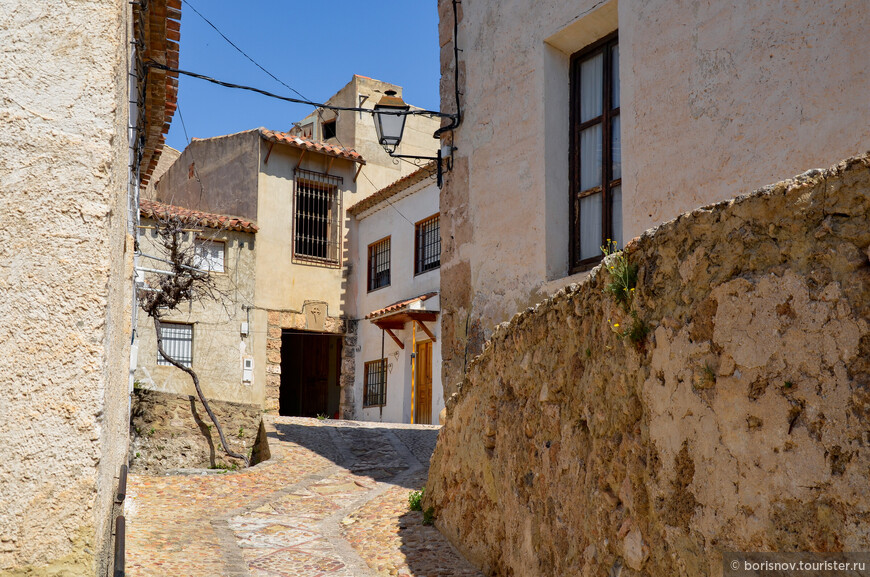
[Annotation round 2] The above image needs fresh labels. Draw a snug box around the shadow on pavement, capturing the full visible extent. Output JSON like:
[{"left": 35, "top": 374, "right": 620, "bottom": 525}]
[
  {"left": 397, "top": 509, "right": 486, "bottom": 577},
  {"left": 270, "top": 420, "right": 441, "bottom": 491}
]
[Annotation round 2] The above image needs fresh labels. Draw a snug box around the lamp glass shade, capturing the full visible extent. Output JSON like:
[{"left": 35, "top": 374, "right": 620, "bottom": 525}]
[{"left": 373, "top": 91, "right": 410, "bottom": 154}]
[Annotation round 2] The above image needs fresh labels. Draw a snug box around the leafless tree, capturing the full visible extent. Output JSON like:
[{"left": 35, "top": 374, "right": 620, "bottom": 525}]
[{"left": 138, "top": 216, "right": 249, "bottom": 466}]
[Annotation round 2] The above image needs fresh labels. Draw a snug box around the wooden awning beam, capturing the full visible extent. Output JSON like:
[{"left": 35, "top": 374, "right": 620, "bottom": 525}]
[
  {"left": 414, "top": 319, "right": 436, "bottom": 342},
  {"left": 384, "top": 328, "right": 404, "bottom": 349}
]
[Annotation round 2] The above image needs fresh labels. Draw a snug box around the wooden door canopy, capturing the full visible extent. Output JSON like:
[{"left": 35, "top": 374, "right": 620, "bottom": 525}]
[{"left": 367, "top": 292, "right": 439, "bottom": 345}]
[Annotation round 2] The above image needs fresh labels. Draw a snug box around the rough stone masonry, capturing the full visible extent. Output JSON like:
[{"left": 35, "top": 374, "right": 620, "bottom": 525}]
[{"left": 426, "top": 155, "right": 870, "bottom": 576}]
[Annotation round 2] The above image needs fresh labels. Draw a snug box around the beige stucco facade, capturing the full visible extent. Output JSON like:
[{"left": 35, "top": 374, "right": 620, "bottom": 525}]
[
  {"left": 437, "top": 0, "right": 870, "bottom": 394},
  {"left": 134, "top": 219, "right": 258, "bottom": 405},
  {"left": 152, "top": 129, "right": 362, "bottom": 414},
  {"left": 292, "top": 75, "right": 441, "bottom": 201},
  {"left": 0, "top": 0, "right": 178, "bottom": 574}
]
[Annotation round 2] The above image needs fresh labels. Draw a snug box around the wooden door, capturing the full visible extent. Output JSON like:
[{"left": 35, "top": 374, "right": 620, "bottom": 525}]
[
  {"left": 300, "top": 335, "right": 330, "bottom": 417},
  {"left": 415, "top": 341, "right": 433, "bottom": 425}
]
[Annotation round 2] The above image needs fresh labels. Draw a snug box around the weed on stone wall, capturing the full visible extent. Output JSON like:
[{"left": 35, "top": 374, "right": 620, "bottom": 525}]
[
  {"left": 409, "top": 488, "right": 425, "bottom": 511},
  {"left": 603, "top": 240, "right": 649, "bottom": 348}
]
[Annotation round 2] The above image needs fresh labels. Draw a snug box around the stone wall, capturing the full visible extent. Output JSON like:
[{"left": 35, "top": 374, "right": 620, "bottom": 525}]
[
  {"left": 264, "top": 309, "right": 355, "bottom": 418},
  {"left": 426, "top": 156, "right": 870, "bottom": 576},
  {"left": 130, "top": 389, "right": 263, "bottom": 473}
]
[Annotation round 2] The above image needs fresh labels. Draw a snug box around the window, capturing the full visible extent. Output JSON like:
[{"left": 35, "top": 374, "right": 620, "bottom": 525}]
[
  {"left": 293, "top": 169, "right": 343, "bottom": 265},
  {"left": 570, "top": 32, "right": 621, "bottom": 272},
  {"left": 157, "top": 322, "right": 193, "bottom": 368},
  {"left": 414, "top": 214, "right": 441, "bottom": 275},
  {"left": 363, "top": 359, "right": 387, "bottom": 407},
  {"left": 367, "top": 236, "right": 391, "bottom": 292},
  {"left": 321, "top": 119, "right": 337, "bottom": 140},
  {"left": 194, "top": 239, "right": 225, "bottom": 273}
]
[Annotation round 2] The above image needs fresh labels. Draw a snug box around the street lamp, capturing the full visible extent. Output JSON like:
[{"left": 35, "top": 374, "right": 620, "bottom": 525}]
[
  {"left": 372, "top": 90, "right": 456, "bottom": 188},
  {"left": 372, "top": 90, "right": 410, "bottom": 155}
]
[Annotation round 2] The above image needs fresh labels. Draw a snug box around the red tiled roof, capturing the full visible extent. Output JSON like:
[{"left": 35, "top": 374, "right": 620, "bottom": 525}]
[
  {"left": 139, "top": 199, "right": 258, "bottom": 233},
  {"left": 136, "top": 0, "right": 181, "bottom": 186},
  {"left": 366, "top": 292, "right": 439, "bottom": 320},
  {"left": 259, "top": 128, "right": 365, "bottom": 164},
  {"left": 348, "top": 162, "right": 437, "bottom": 216}
]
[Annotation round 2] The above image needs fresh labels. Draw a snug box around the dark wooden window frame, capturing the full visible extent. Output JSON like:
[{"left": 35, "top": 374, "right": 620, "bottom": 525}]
[
  {"left": 363, "top": 359, "right": 387, "bottom": 407},
  {"left": 367, "top": 236, "right": 391, "bottom": 292},
  {"left": 414, "top": 213, "right": 441, "bottom": 276},
  {"left": 569, "top": 30, "right": 620, "bottom": 273}
]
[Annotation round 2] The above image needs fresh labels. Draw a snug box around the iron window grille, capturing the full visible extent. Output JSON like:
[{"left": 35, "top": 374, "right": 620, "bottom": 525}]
[
  {"left": 367, "top": 236, "right": 391, "bottom": 292},
  {"left": 293, "top": 169, "right": 343, "bottom": 266},
  {"left": 157, "top": 322, "right": 193, "bottom": 367},
  {"left": 194, "top": 239, "right": 225, "bottom": 273},
  {"left": 363, "top": 359, "right": 387, "bottom": 407},
  {"left": 569, "top": 31, "right": 621, "bottom": 273},
  {"left": 414, "top": 214, "right": 441, "bottom": 275}
]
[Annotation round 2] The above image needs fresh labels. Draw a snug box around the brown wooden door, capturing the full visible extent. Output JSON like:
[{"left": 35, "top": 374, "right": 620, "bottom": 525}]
[
  {"left": 301, "top": 335, "right": 330, "bottom": 417},
  {"left": 415, "top": 341, "right": 433, "bottom": 425}
]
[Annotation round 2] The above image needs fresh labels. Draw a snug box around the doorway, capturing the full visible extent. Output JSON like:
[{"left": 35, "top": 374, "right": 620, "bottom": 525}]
[
  {"left": 414, "top": 340, "right": 433, "bottom": 424},
  {"left": 280, "top": 330, "right": 343, "bottom": 418}
]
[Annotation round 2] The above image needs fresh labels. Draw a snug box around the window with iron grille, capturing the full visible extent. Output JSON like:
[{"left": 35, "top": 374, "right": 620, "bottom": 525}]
[
  {"left": 157, "top": 322, "right": 193, "bottom": 368},
  {"left": 363, "top": 359, "right": 387, "bottom": 407},
  {"left": 570, "top": 32, "right": 621, "bottom": 272},
  {"left": 293, "top": 169, "right": 343, "bottom": 265},
  {"left": 414, "top": 214, "right": 440, "bottom": 275},
  {"left": 367, "top": 236, "right": 391, "bottom": 292}
]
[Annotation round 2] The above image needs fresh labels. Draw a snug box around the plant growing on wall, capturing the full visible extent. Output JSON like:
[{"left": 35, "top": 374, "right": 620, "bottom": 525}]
[
  {"left": 602, "top": 240, "right": 649, "bottom": 348},
  {"left": 138, "top": 216, "right": 249, "bottom": 466}
]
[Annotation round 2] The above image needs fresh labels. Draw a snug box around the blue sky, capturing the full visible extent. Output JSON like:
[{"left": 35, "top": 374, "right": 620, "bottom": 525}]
[{"left": 165, "top": 0, "right": 441, "bottom": 151}]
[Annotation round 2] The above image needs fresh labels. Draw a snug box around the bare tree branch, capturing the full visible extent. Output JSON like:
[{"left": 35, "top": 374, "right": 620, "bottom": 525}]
[{"left": 138, "top": 216, "right": 249, "bottom": 467}]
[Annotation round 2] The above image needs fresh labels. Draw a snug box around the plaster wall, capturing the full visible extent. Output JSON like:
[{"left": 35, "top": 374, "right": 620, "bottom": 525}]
[
  {"left": 427, "top": 156, "right": 870, "bottom": 576},
  {"left": 296, "top": 76, "right": 442, "bottom": 201},
  {"left": 153, "top": 130, "right": 260, "bottom": 221},
  {"left": 351, "top": 179, "right": 443, "bottom": 423},
  {"left": 134, "top": 222, "right": 259, "bottom": 405},
  {"left": 0, "top": 1, "right": 132, "bottom": 574},
  {"left": 437, "top": 0, "right": 870, "bottom": 395},
  {"left": 254, "top": 142, "right": 358, "bottom": 412}
]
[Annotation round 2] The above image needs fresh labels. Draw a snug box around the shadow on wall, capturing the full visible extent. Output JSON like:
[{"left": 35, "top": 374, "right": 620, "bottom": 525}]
[{"left": 129, "top": 389, "right": 262, "bottom": 473}]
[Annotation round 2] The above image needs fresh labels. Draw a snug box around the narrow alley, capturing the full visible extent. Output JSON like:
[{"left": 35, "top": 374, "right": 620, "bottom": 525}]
[{"left": 125, "top": 417, "right": 481, "bottom": 577}]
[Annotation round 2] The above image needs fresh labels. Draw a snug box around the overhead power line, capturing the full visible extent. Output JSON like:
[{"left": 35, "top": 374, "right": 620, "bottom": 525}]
[
  {"left": 163, "top": 1, "right": 443, "bottom": 224},
  {"left": 147, "top": 62, "right": 453, "bottom": 120},
  {"left": 180, "top": 0, "right": 310, "bottom": 102}
]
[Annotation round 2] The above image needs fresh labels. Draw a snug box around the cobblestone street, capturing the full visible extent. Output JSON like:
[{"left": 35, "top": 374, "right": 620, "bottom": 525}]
[{"left": 125, "top": 417, "right": 482, "bottom": 577}]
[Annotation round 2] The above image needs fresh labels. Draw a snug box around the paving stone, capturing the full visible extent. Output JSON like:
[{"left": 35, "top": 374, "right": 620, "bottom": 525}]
[{"left": 126, "top": 416, "right": 481, "bottom": 576}]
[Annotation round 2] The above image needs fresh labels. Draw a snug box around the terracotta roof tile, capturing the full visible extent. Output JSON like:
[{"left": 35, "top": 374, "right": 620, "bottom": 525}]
[
  {"left": 366, "top": 292, "right": 438, "bottom": 320},
  {"left": 348, "top": 162, "right": 437, "bottom": 216},
  {"left": 259, "top": 128, "right": 365, "bottom": 164},
  {"left": 136, "top": 0, "right": 182, "bottom": 187},
  {"left": 139, "top": 199, "right": 258, "bottom": 233}
]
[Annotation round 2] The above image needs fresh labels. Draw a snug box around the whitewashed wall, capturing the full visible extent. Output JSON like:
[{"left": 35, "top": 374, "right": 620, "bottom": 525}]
[{"left": 351, "top": 177, "right": 443, "bottom": 424}]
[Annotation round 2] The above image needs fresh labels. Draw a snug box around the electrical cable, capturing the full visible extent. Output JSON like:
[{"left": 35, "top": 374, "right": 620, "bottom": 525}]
[
  {"left": 147, "top": 62, "right": 453, "bottom": 120},
  {"left": 160, "top": 2, "right": 437, "bottom": 225}
]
